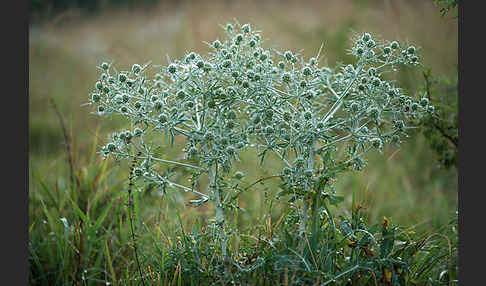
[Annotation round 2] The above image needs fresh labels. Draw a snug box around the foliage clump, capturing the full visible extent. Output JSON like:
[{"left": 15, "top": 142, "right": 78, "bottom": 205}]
[
  {"left": 415, "top": 66, "right": 458, "bottom": 169},
  {"left": 434, "top": 0, "right": 458, "bottom": 19}
]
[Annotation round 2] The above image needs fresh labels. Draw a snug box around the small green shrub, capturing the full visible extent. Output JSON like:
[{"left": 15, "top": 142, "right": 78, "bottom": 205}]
[
  {"left": 434, "top": 0, "right": 459, "bottom": 19},
  {"left": 418, "top": 69, "right": 458, "bottom": 169}
]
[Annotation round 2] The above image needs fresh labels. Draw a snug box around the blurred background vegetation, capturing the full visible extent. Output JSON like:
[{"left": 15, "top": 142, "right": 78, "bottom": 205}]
[{"left": 29, "top": 0, "right": 457, "bottom": 237}]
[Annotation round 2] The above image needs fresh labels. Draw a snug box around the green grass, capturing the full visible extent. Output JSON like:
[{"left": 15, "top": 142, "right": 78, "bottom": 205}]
[
  {"left": 29, "top": 0, "right": 458, "bottom": 284},
  {"left": 29, "top": 147, "right": 458, "bottom": 284}
]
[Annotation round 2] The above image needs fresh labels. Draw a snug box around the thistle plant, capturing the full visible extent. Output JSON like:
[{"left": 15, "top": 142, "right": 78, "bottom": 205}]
[{"left": 88, "top": 22, "right": 432, "bottom": 265}]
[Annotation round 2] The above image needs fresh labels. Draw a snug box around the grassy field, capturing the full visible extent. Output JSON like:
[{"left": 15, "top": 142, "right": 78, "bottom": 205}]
[{"left": 29, "top": 0, "right": 458, "bottom": 284}]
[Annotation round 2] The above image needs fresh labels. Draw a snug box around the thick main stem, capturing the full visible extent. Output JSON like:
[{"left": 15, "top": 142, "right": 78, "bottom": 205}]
[
  {"left": 299, "top": 141, "right": 315, "bottom": 236},
  {"left": 208, "top": 164, "right": 227, "bottom": 258},
  {"left": 299, "top": 199, "right": 309, "bottom": 235}
]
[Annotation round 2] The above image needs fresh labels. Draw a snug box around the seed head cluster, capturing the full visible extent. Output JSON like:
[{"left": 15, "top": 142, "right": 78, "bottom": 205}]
[{"left": 89, "top": 22, "right": 431, "bottom": 228}]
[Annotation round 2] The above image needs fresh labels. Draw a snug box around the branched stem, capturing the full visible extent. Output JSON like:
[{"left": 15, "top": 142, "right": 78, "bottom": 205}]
[
  {"left": 244, "top": 175, "right": 283, "bottom": 191},
  {"left": 125, "top": 153, "right": 204, "bottom": 171},
  {"left": 322, "top": 67, "right": 362, "bottom": 125}
]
